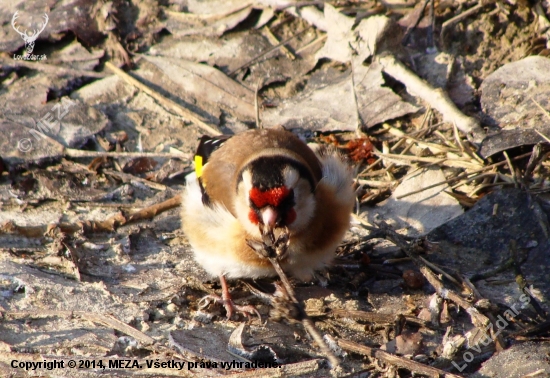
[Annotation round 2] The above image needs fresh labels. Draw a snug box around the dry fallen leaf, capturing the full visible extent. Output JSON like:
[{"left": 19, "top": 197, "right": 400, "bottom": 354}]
[
  {"left": 262, "top": 67, "right": 359, "bottom": 132},
  {"left": 367, "top": 167, "right": 463, "bottom": 236},
  {"left": 314, "top": 4, "right": 356, "bottom": 63},
  {"left": 163, "top": 1, "right": 254, "bottom": 37},
  {"left": 123, "top": 157, "right": 158, "bottom": 175},
  {"left": 353, "top": 61, "right": 420, "bottom": 128},
  {"left": 142, "top": 55, "right": 255, "bottom": 122},
  {"left": 149, "top": 31, "right": 318, "bottom": 89},
  {"left": 314, "top": 4, "right": 418, "bottom": 129},
  {"left": 479, "top": 56, "right": 550, "bottom": 157}
]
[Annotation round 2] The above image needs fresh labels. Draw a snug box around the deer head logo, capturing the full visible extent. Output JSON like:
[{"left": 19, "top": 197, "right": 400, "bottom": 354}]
[{"left": 11, "top": 11, "right": 49, "bottom": 55}]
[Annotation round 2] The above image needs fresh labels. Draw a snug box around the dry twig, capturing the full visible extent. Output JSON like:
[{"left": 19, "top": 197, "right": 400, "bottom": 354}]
[
  {"left": 510, "top": 240, "right": 548, "bottom": 321},
  {"left": 372, "top": 221, "right": 508, "bottom": 343},
  {"left": 331, "top": 309, "right": 429, "bottom": 328},
  {"left": 441, "top": 0, "right": 494, "bottom": 41},
  {"left": 0, "top": 195, "right": 182, "bottom": 237},
  {"left": 228, "top": 26, "right": 313, "bottom": 76},
  {"left": 247, "top": 229, "right": 341, "bottom": 369},
  {"left": 262, "top": 26, "right": 296, "bottom": 60},
  {"left": 420, "top": 265, "right": 490, "bottom": 328},
  {"left": 378, "top": 54, "right": 484, "bottom": 142},
  {"left": 3, "top": 310, "right": 155, "bottom": 345},
  {"left": 105, "top": 61, "right": 221, "bottom": 136},
  {"left": 230, "top": 359, "right": 323, "bottom": 377},
  {"left": 338, "top": 339, "right": 462, "bottom": 378},
  {"left": 396, "top": 152, "right": 532, "bottom": 199},
  {"left": 103, "top": 169, "right": 167, "bottom": 191},
  {"left": 1, "top": 58, "right": 107, "bottom": 78},
  {"left": 375, "top": 150, "right": 481, "bottom": 169}
]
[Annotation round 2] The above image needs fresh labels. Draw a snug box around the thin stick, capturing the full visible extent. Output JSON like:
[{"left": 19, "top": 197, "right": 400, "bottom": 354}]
[
  {"left": 255, "top": 78, "right": 263, "bottom": 129},
  {"left": 378, "top": 54, "right": 484, "bottom": 142},
  {"left": 421, "top": 265, "right": 491, "bottom": 328},
  {"left": 356, "top": 179, "right": 394, "bottom": 188},
  {"left": 434, "top": 130, "right": 458, "bottom": 149},
  {"left": 534, "top": 129, "right": 550, "bottom": 144},
  {"left": 228, "top": 26, "right": 312, "bottom": 76},
  {"left": 377, "top": 151, "right": 450, "bottom": 164},
  {"left": 531, "top": 96, "right": 550, "bottom": 122},
  {"left": 351, "top": 213, "right": 375, "bottom": 229},
  {"left": 105, "top": 61, "right": 221, "bottom": 136},
  {"left": 396, "top": 152, "right": 532, "bottom": 199},
  {"left": 418, "top": 255, "right": 463, "bottom": 287},
  {"left": 1, "top": 58, "right": 107, "bottom": 78},
  {"left": 4, "top": 310, "right": 155, "bottom": 345},
  {"left": 467, "top": 181, "right": 512, "bottom": 197},
  {"left": 0, "top": 195, "right": 182, "bottom": 237},
  {"left": 459, "top": 278, "right": 506, "bottom": 351},
  {"left": 384, "top": 124, "right": 458, "bottom": 152},
  {"left": 65, "top": 149, "right": 186, "bottom": 159},
  {"left": 267, "top": 256, "right": 341, "bottom": 369},
  {"left": 375, "top": 150, "right": 482, "bottom": 169},
  {"left": 449, "top": 172, "right": 496, "bottom": 189},
  {"left": 360, "top": 119, "right": 441, "bottom": 175},
  {"left": 503, "top": 151, "right": 518, "bottom": 188},
  {"left": 262, "top": 26, "right": 296, "bottom": 60},
  {"left": 373, "top": 221, "right": 463, "bottom": 289},
  {"left": 452, "top": 122, "right": 484, "bottom": 163},
  {"left": 103, "top": 169, "right": 167, "bottom": 191},
  {"left": 331, "top": 309, "right": 429, "bottom": 328},
  {"left": 338, "top": 339, "right": 462, "bottom": 378},
  {"left": 295, "top": 34, "right": 327, "bottom": 54},
  {"left": 441, "top": 1, "right": 492, "bottom": 38},
  {"left": 25, "top": 126, "right": 188, "bottom": 160}
]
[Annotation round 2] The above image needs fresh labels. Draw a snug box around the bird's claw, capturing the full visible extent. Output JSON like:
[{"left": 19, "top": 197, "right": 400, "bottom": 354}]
[
  {"left": 198, "top": 294, "right": 261, "bottom": 321},
  {"left": 198, "top": 294, "right": 219, "bottom": 310}
]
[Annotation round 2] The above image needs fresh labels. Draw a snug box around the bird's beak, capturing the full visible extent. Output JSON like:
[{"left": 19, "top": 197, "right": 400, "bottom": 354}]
[{"left": 261, "top": 207, "right": 278, "bottom": 232}]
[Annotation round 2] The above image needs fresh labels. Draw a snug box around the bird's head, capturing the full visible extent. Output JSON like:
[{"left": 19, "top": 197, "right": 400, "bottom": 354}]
[{"left": 235, "top": 154, "right": 317, "bottom": 237}]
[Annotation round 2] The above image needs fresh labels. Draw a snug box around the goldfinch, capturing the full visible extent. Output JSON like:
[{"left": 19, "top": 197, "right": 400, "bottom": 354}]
[{"left": 181, "top": 127, "right": 355, "bottom": 318}]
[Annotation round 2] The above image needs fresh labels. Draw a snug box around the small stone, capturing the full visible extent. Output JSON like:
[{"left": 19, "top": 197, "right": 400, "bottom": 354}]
[
  {"left": 403, "top": 270, "right": 425, "bottom": 289},
  {"left": 166, "top": 303, "right": 178, "bottom": 313}
]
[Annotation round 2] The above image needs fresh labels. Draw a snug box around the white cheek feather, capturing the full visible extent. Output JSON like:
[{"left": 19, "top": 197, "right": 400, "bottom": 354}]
[
  {"left": 182, "top": 172, "right": 271, "bottom": 278},
  {"left": 234, "top": 180, "right": 262, "bottom": 238},
  {"left": 241, "top": 170, "right": 253, "bottom": 193},
  {"left": 283, "top": 167, "right": 299, "bottom": 188},
  {"left": 288, "top": 180, "right": 315, "bottom": 233}
]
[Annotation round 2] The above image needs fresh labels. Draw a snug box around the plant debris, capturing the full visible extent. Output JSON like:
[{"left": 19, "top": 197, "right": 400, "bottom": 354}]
[{"left": 1, "top": 0, "right": 550, "bottom": 377}]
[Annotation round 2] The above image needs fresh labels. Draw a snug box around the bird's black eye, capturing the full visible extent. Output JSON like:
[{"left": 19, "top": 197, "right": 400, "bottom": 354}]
[{"left": 281, "top": 189, "right": 295, "bottom": 209}]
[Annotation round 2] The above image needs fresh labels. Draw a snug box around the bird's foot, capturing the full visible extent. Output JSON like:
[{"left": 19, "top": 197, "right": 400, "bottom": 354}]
[{"left": 198, "top": 294, "right": 261, "bottom": 320}]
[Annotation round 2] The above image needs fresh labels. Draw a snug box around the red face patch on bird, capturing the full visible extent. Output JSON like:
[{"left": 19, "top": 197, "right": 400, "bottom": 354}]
[
  {"left": 248, "top": 210, "right": 260, "bottom": 224},
  {"left": 249, "top": 186, "right": 291, "bottom": 208}
]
